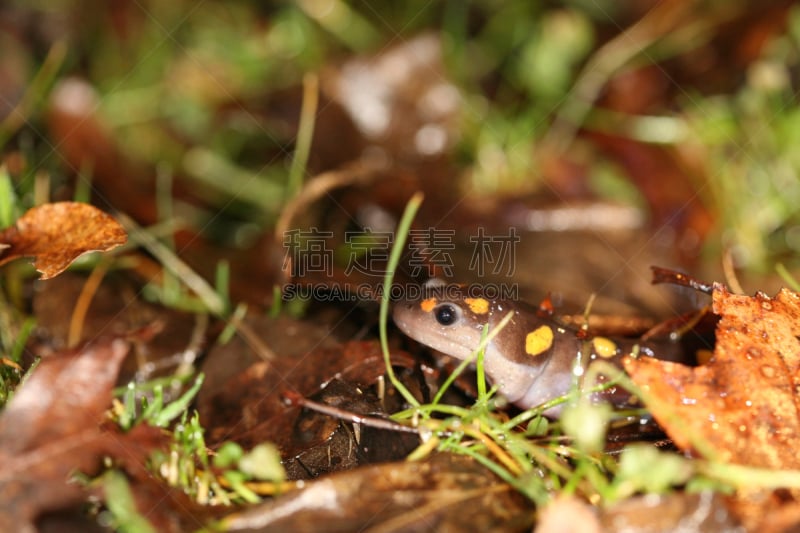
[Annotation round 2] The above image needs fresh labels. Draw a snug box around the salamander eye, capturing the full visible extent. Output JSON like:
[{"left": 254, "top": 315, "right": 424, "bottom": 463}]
[{"left": 434, "top": 304, "right": 459, "bottom": 326}]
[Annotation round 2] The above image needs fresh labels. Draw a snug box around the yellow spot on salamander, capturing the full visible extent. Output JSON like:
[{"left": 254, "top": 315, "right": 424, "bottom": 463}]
[
  {"left": 464, "top": 297, "right": 489, "bottom": 314},
  {"left": 525, "top": 325, "right": 554, "bottom": 357},
  {"left": 420, "top": 298, "right": 437, "bottom": 313},
  {"left": 592, "top": 336, "right": 618, "bottom": 358}
]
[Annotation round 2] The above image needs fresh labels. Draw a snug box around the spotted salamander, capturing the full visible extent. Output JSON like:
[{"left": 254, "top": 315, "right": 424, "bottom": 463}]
[{"left": 393, "top": 280, "right": 686, "bottom": 415}]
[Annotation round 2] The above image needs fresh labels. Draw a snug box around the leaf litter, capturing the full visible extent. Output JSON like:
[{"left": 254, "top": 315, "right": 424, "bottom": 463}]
[{"left": 4, "top": 3, "right": 800, "bottom": 530}]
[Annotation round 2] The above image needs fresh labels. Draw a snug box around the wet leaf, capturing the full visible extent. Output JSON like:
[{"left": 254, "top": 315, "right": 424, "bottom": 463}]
[
  {"left": 0, "top": 336, "right": 130, "bottom": 454},
  {"left": 624, "top": 285, "right": 800, "bottom": 529},
  {"left": 0, "top": 202, "right": 127, "bottom": 279},
  {"left": 597, "top": 492, "right": 742, "bottom": 532},
  {"left": 0, "top": 335, "right": 162, "bottom": 530},
  {"left": 221, "top": 453, "right": 533, "bottom": 532},
  {"left": 625, "top": 285, "right": 800, "bottom": 467},
  {"left": 199, "top": 339, "right": 417, "bottom": 448}
]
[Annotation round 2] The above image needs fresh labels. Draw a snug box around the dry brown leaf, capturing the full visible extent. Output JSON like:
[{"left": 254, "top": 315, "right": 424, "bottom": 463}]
[
  {"left": 0, "top": 337, "right": 130, "bottom": 454},
  {"left": 0, "top": 325, "right": 211, "bottom": 532},
  {"left": 0, "top": 202, "right": 127, "bottom": 279},
  {"left": 221, "top": 453, "right": 533, "bottom": 532},
  {"left": 0, "top": 335, "right": 160, "bottom": 530}
]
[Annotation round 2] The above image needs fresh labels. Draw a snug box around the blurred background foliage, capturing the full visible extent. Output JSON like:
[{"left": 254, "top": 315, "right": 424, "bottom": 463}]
[{"left": 2, "top": 0, "right": 800, "bottom": 276}]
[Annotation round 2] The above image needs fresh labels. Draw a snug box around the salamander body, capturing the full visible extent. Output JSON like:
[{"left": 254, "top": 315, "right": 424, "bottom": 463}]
[{"left": 392, "top": 280, "right": 683, "bottom": 415}]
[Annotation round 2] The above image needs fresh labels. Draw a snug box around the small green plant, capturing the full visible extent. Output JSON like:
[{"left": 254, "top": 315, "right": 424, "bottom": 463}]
[
  {"left": 113, "top": 371, "right": 287, "bottom": 506},
  {"left": 115, "top": 373, "right": 205, "bottom": 431},
  {"left": 99, "top": 470, "right": 157, "bottom": 533},
  {"left": 213, "top": 441, "right": 286, "bottom": 503},
  {"left": 0, "top": 305, "right": 35, "bottom": 410}
]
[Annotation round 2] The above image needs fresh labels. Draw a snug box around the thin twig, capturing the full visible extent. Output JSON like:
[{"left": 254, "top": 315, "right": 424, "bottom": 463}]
[
  {"left": 274, "top": 163, "right": 380, "bottom": 285},
  {"left": 282, "top": 389, "right": 420, "bottom": 434}
]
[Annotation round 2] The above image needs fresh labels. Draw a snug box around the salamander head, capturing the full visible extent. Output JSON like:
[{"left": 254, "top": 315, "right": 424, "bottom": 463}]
[
  {"left": 392, "top": 282, "right": 488, "bottom": 362},
  {"left": 393, "top": 280, "right": 576, "bottom": 409}
]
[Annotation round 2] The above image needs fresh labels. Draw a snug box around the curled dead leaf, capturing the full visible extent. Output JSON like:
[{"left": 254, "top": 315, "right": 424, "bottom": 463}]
[{"left": 0, "top": 202, "right": 127, "bottom": 279}]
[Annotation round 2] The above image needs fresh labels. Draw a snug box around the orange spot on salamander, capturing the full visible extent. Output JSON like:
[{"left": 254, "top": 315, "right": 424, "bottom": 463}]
[
  {"left": 464, "top": 297, "right": 489, "bottom": 314},
  {"left": 537, "top": 293, "right": 555, "bottom": 316},
  {"left": 420, "top": 298, "right": 437, "bottom": 313}
]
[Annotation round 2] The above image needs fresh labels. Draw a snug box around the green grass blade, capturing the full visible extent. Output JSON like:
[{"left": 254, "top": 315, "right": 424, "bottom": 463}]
[{"left": 379, "top": 192, "right": 424, "bottom": 408}]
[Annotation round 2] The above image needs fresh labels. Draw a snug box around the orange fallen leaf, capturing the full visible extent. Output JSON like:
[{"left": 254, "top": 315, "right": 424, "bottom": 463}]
[
  {"left": 624, "top": 284, "right": 800, "bottom": 468},
  {"left": 624, "top": 284, "right": 800, "bottom": 530},
  {"left": 0, "top": 202, "right": 127, "bottom": 279}
]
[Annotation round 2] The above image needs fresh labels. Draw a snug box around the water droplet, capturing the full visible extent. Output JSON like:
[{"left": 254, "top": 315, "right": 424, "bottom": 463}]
[
  {"left": 746, "top": 347, "right": 762, "bottom": 359},
  {"left": 681, "top": 397, "right": 697, "bottom": 406},
  {"left": 761, "top": 365, "right": 776, "bottom": 378},
  {"left": 738, "top": 425, "right": 747, "bottom": 432},
  {"left": 745, "top": 400, "right": 753, "bottom": 407},
  {"left": 418, "top": 426, "right": 433, "bottom": 442}
]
